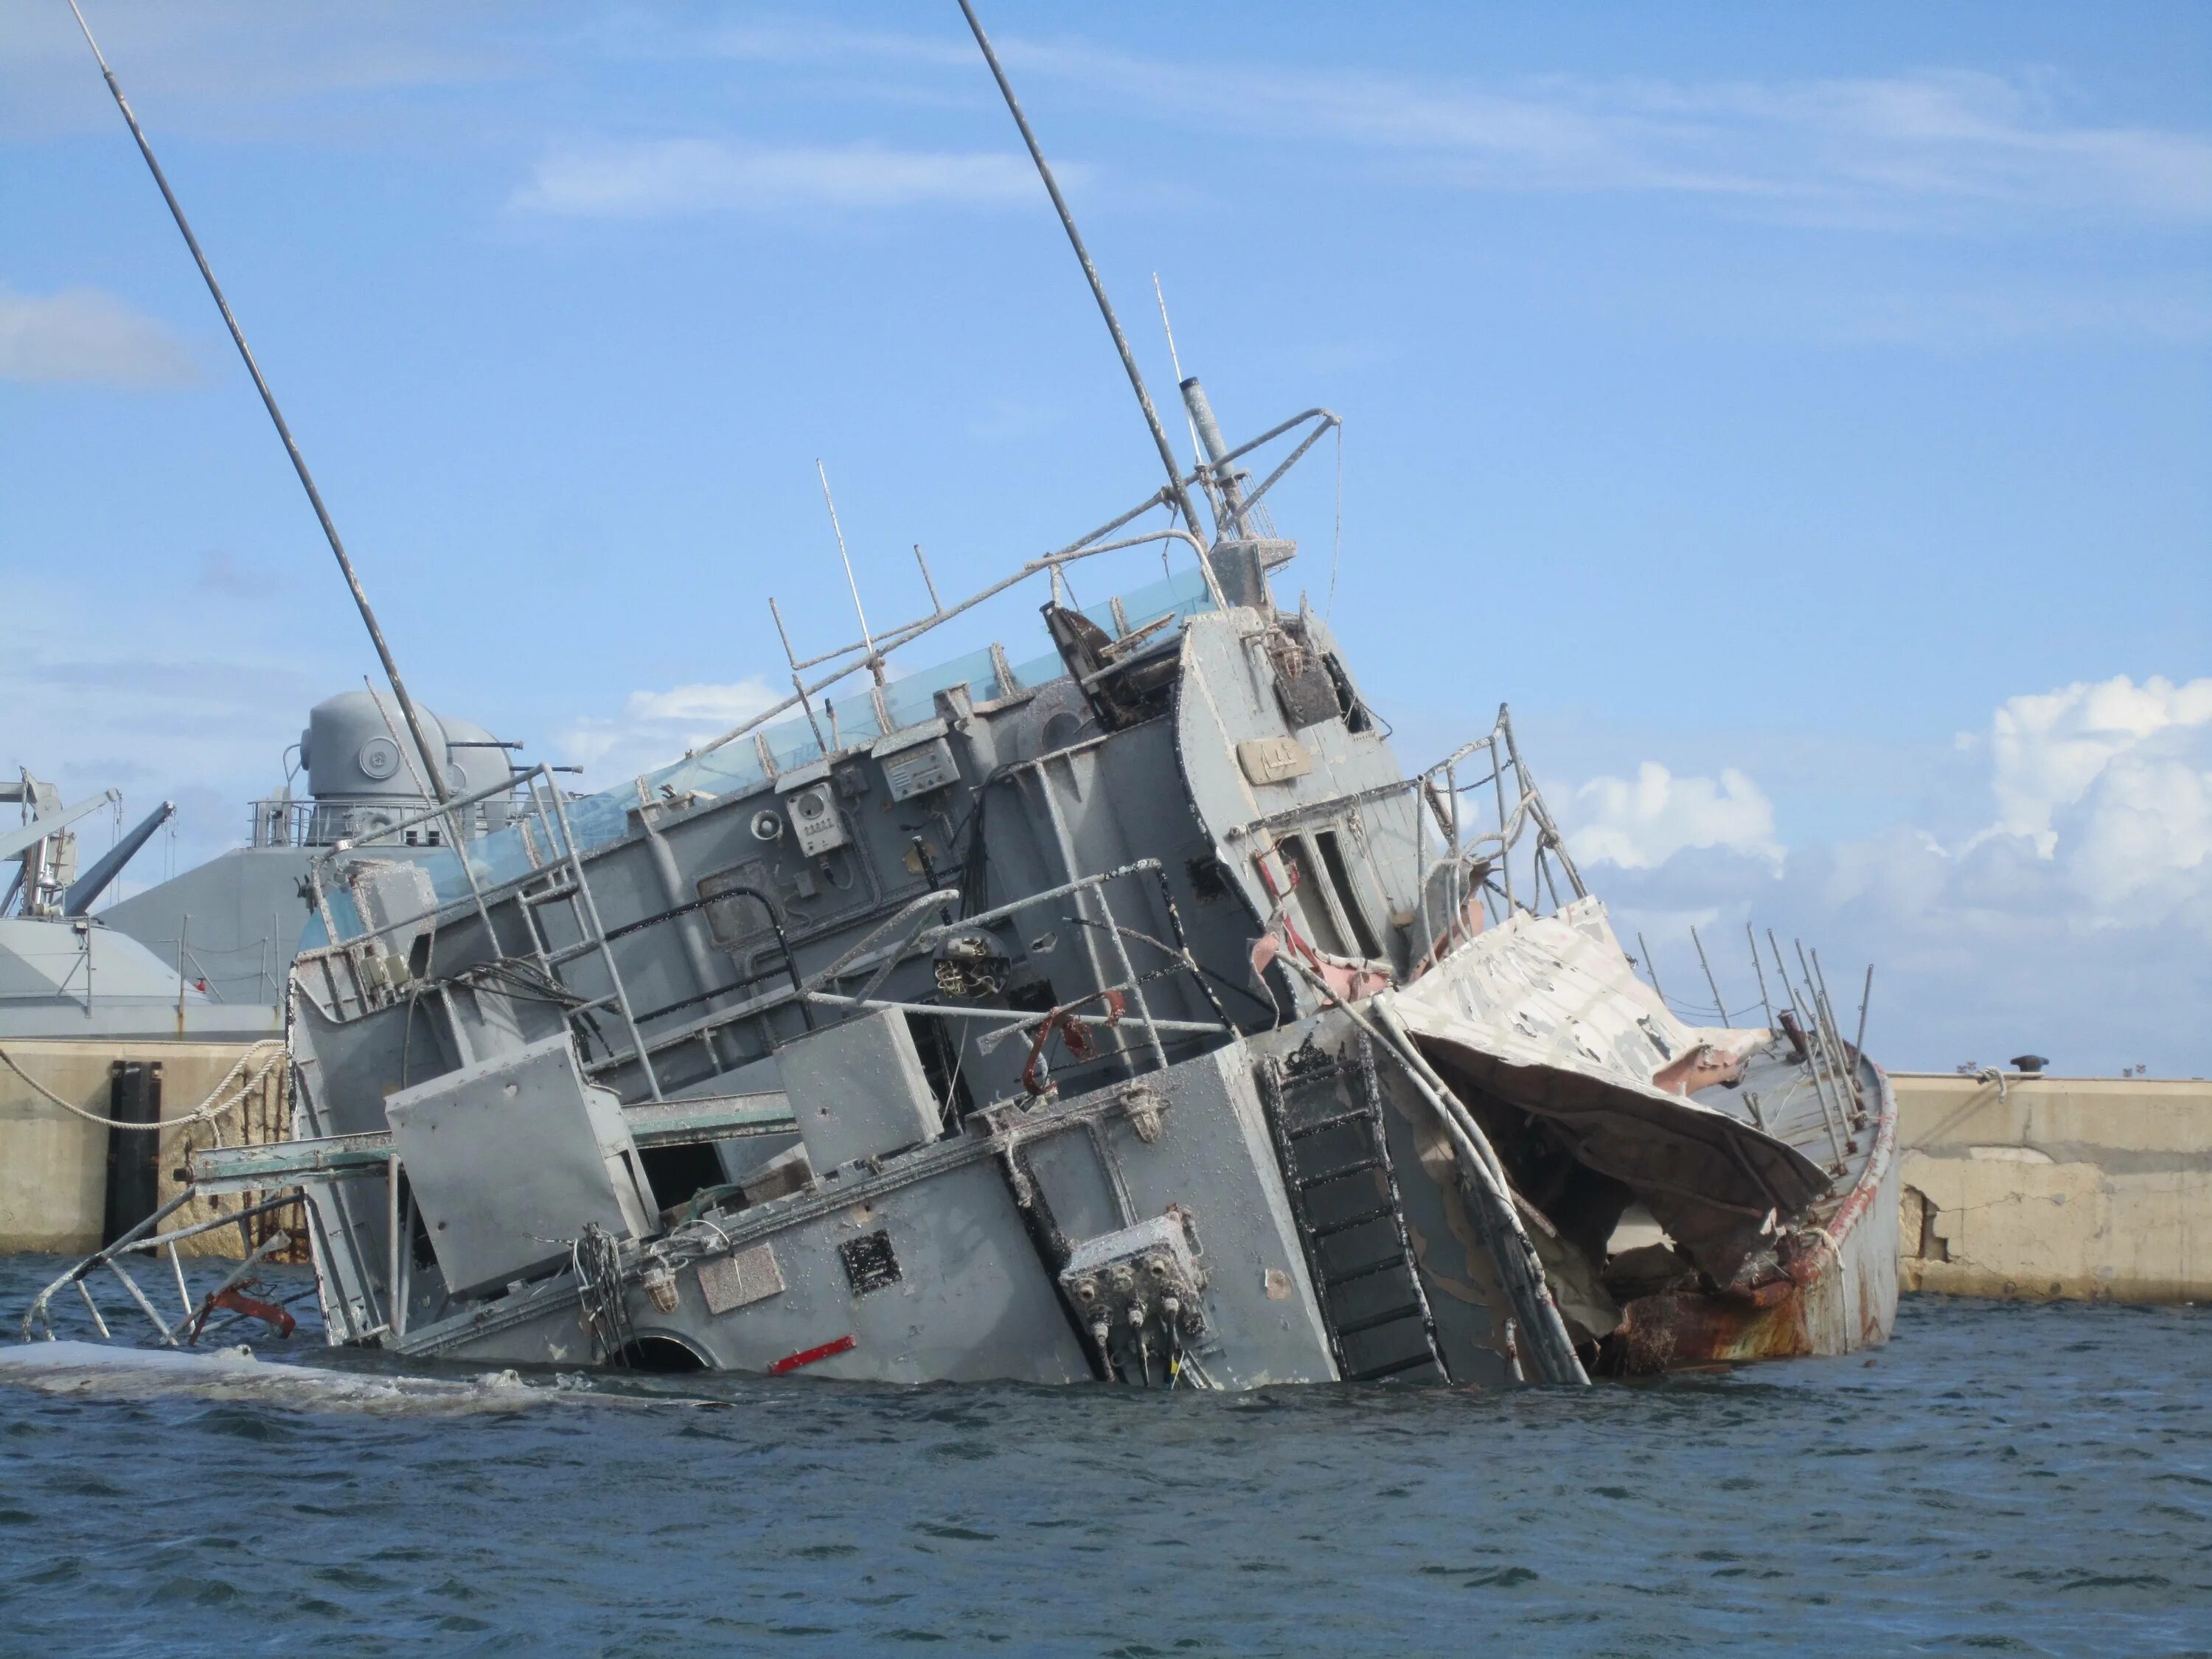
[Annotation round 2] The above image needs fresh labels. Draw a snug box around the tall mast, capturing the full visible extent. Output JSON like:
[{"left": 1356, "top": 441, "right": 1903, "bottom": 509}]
[
  {"left": 64, "top": 0, "right": 450, "bottom": 803},
  {"left": 955, "top": 0, "right": 1208, "bottom": 551}
]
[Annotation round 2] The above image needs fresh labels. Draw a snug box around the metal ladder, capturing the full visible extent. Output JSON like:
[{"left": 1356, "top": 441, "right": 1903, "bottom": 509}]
[
  {"left": 508, "top": 773, "right": 666, "bottom": 1102},
  {"left": 1258, "top": 1035, "right": 1446, "bottom": 1384}
]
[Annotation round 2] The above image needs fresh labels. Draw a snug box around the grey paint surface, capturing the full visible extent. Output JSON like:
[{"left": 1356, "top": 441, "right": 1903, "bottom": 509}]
[
  {"left": 779, "top": 1009, "right": 942, "bottom": 1172},
  {"left": 386, "top": 1034, "right": 655, "bottom": 1298},
  {"left": 0, "top": 917, "right": 279, "bottom": 1043}
]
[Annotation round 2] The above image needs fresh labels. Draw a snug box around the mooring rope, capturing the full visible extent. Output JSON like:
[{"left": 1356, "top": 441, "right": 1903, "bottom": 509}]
[{"left": 0, "top": 1039, "right": 285, "bottom": 1133}]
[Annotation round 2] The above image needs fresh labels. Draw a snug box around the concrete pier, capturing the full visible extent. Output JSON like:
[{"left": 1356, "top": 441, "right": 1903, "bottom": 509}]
[
  {"left": 1891, "top": 1071, "right": 2209, "bottom": 1303},
  {"left": 0, "top": 1038, "right": 292, "bottom": 1258}
]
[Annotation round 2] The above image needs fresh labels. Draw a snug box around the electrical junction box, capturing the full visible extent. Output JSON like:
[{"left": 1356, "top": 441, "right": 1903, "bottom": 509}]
[
  {"left": 879, "top": 734, "right": 960, "bottom": 802},
  {"left": 385, "top": 1032, "right": 658, "bottom": 1299},
  {"left": 778, "top": 1008, "right": 941, "bottom": 1172},
  {"left": 1057, "top": 1214, "right": 1211, "bottom": 1373},
  {"left": 785, "top": 782, "right": 848, "bottom": 856}
]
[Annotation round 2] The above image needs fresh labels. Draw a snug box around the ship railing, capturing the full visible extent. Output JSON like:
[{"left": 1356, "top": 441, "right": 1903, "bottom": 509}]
[
  {"left": 298, "top": 772, "right": 1230, "bottom": 1108},
  {"left": 1407, "top": 706, "right": 1588, "bottom": 945},
  {"left": 1626, "top": 920, "right": 1876, "bottom": 1178},
  {"left": 248, "top": 797, "right": 316, "bottom": 847},
  {"left": 250, "top": 787, "right": 551, "bottom": 850},
  {"left": 299, "top": 763, "right": 553, "bottom": 953},
  {"left": 799, "top": 857, "right": 1233, "bottom": 1090},
  {"left": 674, "top": 404, "right": 1340, "bottom": 775},
  {"left": 18, "top": 1189, "right": 313, "bottom": 1349},
  {"left": 288, "top": 404, "right": 1340, "bottom": 964},
  {"left": 296, "top": 762, "right": 673, "bottom": 1102},
  {"left": 1223, "top": 704, "right": 1588, "bottom": 965}
]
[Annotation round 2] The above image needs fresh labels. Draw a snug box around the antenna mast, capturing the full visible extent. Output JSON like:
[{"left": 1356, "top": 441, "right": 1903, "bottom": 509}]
[
  {"left": 817, "top": 461, "right": 891, "bottom": 731},
  {"left": 1152, "top": 272, "right": 1206, "bottom": 470},
  {"left": 956, "top": 0, "right": 1208, "bottom": 552},
  {"left": 63, "top": 0, "right": 449, "bottom": 803}
]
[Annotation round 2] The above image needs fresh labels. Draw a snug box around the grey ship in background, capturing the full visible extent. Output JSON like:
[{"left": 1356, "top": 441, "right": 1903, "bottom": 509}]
[
  {"left": 0, "top": 773, "right": 246, "bottom": 1043},
  {"left": 22, "top": 1, "right": 1898, "bottom": 1386},
  {"left": 6, "top": 690, "right": 528, "bottom": 1029},
  {"left": 98, "top": 691, "right": 526, "bottom": 1010}
]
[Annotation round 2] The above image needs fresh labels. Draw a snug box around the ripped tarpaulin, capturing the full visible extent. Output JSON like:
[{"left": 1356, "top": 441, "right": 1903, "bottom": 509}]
[{"left": 1381, "top": 897, "right": 1829, "bottom": 1276}]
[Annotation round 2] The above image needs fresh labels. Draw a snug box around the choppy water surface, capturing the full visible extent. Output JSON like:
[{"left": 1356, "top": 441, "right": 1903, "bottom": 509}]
[{"left": 1, "top": 1255, "right": 2205, "bottom": 1658}]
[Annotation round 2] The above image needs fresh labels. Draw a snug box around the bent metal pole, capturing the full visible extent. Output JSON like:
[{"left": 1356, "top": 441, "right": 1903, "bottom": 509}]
[
  {"left": 63, "top": 0, "right": 451, "bottom": 804},
  {"left": 955, "top": 0, "right": 1213, "bottom": 567}
]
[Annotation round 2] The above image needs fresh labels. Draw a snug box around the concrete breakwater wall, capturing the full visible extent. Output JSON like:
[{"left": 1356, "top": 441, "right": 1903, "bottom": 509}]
[
  {"left": 5, "top": 1051, "right": 2203, "bottom": 1298},
  {"left": 1891, "top": 1072, "right": 2209, "bottom": 1303},
  {"left": 0, "top": 1039, "right": 293, "bottom": 1259}
]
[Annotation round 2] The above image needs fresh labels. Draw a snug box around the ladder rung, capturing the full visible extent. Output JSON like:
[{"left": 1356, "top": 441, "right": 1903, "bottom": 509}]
[
  {"left": 1324, "top": 1253, "right": 1409, "bottom": 1289},
  {"left": 1350, "top": 1350, "right": 1443, "bottom": 1383},
  {"left": 1286, "top": 1107, "right": 1377, "bottom": 1140},
  {"left": 548, "top": 939, "right": 602, "bottom": 967},
  {"left": 1309, "top": 1203, "right": 1395, "bottom": 1239},
  {"left": 572, "top": 994, "right": 619, "bottom": 1015},
  {"left": 521, "top": 881, "right": 580, "bottom": 906},
  {"left": 1296, "top": 1155, "right": 1382, "bottom": 1189},
  {"left": 1335, "top": 1301, "right": 1425, "bottom": 1339}
]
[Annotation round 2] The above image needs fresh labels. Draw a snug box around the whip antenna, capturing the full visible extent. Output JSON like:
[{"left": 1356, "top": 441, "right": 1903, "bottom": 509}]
[
  {"left": 956, "top": 1, "right": 1208, "bottom": 556},
  {"left": 63, "top": 0, "right": 449, "bottom": 802}
]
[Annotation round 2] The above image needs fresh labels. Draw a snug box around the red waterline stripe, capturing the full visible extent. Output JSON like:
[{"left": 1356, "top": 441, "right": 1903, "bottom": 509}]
[{"left": 769, "top": 1334, "right": 856, "bottom": 1375}]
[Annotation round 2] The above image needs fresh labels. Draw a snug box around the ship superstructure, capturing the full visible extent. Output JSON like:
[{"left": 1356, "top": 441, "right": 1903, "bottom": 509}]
[{"left": 198, "top": 401, "right": 1895, "bottom": 1387}]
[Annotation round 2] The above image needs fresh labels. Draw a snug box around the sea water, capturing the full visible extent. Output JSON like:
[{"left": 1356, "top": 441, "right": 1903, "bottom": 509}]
[{"left": 0, "top": 1254, "right": 2203, "bottom": 1658}]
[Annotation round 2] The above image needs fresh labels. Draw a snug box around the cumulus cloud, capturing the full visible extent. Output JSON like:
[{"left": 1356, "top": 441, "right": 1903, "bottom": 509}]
[
  {"left": 1567, "top": 675, "right": 2212, "bottom": 1074},
  {"left": 560, "top": 679, "right": 782, "bottom": 785},
  {"left": 1565, "top": 762, "right": 1782, "bottom": 871},
  {"left": 1980, "top": 674, "right": 2212, "bottom": 856},
  {"left": 511, "top": 141, "right": 1049, "bottom": 219},
  {"left": 0, "top": 286, "right": 199, "bottom": 388}
]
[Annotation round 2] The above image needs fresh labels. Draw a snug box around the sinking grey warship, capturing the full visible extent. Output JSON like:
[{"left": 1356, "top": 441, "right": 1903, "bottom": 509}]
[
  {"left": 230, "top": 517, "right": 1896, "bottom": 1386},
  {"left": 21, "top": 0, "right": 1896, "bottom": 1387}
]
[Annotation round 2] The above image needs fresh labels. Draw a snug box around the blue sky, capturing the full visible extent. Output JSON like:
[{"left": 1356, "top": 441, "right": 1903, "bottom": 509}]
[{"left": 3, "top": 2, "right": 2207, "bottom": 1073}]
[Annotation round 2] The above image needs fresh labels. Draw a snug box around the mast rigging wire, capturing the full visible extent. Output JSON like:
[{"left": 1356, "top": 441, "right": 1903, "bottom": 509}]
[
  {"left": 62, "top": 0, "right": 450, "bottom": 804},
  {"left": 955, "top": 0, "right": 1214, "bottom": 582}
]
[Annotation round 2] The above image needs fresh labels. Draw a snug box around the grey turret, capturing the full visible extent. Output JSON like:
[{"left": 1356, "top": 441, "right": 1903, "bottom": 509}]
[
  {"left": 92, "top": 694, "right": 526, "bottom": 1008},
  {"left": 300, "top": 692, "right": 451, "bottom": 846}
]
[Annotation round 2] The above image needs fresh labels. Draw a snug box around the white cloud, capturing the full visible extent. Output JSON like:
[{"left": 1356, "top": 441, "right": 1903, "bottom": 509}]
[
  {"left": 560, "top": 679, "right": 782, "bottom": 785},
  {"left": 0, "top": 286, "right": 199, "bottom": 388},
  {"left": 1015, "top": 49, "right": 2212, "bottom": 226},
  {"left": 0, "top": 588, "right": 319, "bottom": 900},
  {"left": 1570, "top": 674, "right": 2212, "bottom": 1073},
  {"left": 684, "top": 21, "right": 2212, "bottom": 228},
  {"left": 511, "top": 141, "right": 1051, "bottom": 219},
  {"left": 1980, "top": 674, "right": 2212, "bottom": 856},
  {"left": 0, "top": 2, "right": 512, "bottom": 142},
  {"left": 1565, "top": 762, "right": 1781, "bottom": 871},
  {"left": 2064, "top": 728, "right": 2212, "bottom": 917}
]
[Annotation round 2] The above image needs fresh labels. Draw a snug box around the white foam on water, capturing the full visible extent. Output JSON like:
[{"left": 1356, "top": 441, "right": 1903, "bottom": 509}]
[{"left": 0, "top": 1338, "right": 557, "bottom": 1416}]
